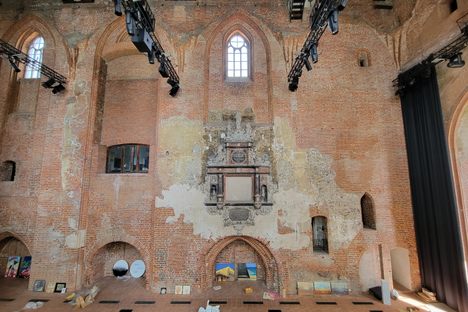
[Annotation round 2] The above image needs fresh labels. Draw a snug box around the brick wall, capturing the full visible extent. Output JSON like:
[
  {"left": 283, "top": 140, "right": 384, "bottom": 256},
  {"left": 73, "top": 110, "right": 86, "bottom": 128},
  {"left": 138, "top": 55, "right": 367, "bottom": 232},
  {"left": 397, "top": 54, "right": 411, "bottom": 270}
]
[{"left": 2, "top": 0, "right": 463, "bottom": 296}]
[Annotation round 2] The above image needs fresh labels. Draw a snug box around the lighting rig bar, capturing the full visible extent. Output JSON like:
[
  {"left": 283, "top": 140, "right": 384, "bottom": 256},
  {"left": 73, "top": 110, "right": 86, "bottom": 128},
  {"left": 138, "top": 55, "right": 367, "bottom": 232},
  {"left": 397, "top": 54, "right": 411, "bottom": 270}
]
[
  {"left": 395, "top": 25, "right": 468, "bottom": 95},
  {"left": 114, "top": 0, "right": 180, "bottom": 96},
  {"left": 287, "top": 0, "right": 347, "bottom": 92},
  {"left": 0, "top": 39, "right": 67, "bottom": 93}
]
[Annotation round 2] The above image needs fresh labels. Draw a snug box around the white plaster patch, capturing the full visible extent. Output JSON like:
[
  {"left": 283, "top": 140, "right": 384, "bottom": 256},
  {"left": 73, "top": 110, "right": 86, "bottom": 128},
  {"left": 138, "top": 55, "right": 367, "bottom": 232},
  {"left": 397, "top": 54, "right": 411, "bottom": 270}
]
[
  {"left": 156, "top": 184, "right": 232, "bottom": 240},
  {"left": 65, "top": 229, "right": 86, "bottom": 249},
  {"left": 68, "top": 217, "right": 78, "bottom": 230}
]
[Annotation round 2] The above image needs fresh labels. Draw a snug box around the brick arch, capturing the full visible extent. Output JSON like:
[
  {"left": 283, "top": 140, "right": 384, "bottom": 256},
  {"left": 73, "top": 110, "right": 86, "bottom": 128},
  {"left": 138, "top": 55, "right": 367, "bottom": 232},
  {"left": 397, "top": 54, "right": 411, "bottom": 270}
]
[
  {"left": 84, "top": 238, "right": 149, "bottom": 286},
  {"left": 1, "top": 13, "right": 70, "bottom": 76},
  {"left": 447, "top": 88, "right": 468, "bottom": 269},
  {"left": 202, "top": 10, "right": 274, "bottom": 123},
  {"left": 0, "top": 231, "right": 32, "bottom": 255},
  {"left": 202, "top": 236, "right": 280, "bottom": 291}
]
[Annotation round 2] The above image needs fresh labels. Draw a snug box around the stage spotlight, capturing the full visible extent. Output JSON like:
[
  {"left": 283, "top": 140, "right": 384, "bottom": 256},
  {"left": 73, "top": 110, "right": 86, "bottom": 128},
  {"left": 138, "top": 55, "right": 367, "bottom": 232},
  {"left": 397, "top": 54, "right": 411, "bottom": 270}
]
[
  {"left": 311, "top": 44, "right": 318, "bottom": 63},
  {"left": 304, "top": 57, "right": 312, "bottom": 71},
  {"left": 148, "top": 50, "right": 155, "bottom": 64},
  {"left": 447, "top": 52, "right": 465, "bottom": 68},
  {"left": 337, "top": 0, "right": 348, "bottom": 11},
  {"left": 288, "top": 76, "right": 299, "bottom": 92},
  {"left": 8, "top": 56, "right": 20, "bottom": 73},
  {"left": 42, "top": 78, "right": 56, "bottom": 89},
  {"left": 52, "top": 84, "right": 65, "bottom": 94},
  {"left": 114, "top": 0, "right": 123, "bottom": 16},
  {"left": 167, "top": 78, "right": 179, "bottom": 97},
  {"left": 328, "top": 10, "right": 339, "bottom": 35},
  {"left": 159, "top": 62, "right": 169, "bottom": 78}
]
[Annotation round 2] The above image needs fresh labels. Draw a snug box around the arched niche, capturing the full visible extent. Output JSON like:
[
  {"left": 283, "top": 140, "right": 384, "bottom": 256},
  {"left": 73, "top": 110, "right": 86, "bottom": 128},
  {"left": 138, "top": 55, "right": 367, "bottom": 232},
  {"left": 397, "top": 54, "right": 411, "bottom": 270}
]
[
  {"left": 88, "top": 241, "right": 145, "bottom": 284},
  {"left": 0, "top": 233, "right": 32, "bottom": 283},
  {"left": 203, "top": 236, "right": 280, "bottom": 292},
  {"left": 203, "top": 12, "right": 273, "bottom": 123},
  {"left": 390, "top": 247, "right": 412, "bottom": 290},
  {"left": 0, "top": 14, "right": 70, "bottom": 114},
  {"left": 358, "top": 247, "right": 381, "bottom": 291}
]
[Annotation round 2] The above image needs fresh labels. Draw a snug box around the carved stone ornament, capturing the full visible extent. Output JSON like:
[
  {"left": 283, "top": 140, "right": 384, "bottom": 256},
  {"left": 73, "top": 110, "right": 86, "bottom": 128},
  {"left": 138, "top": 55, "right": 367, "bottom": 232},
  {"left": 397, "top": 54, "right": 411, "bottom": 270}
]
[{"left": 204, "top": 111, "right": 273, "bottom": 231}]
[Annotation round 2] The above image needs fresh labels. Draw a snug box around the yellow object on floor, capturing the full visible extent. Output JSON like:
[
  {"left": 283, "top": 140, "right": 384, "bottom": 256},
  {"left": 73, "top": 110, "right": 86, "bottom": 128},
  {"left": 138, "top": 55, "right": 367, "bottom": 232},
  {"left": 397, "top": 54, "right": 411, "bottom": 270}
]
[{"left": 244, "top": 287, "right": 253, "bottom": 294}]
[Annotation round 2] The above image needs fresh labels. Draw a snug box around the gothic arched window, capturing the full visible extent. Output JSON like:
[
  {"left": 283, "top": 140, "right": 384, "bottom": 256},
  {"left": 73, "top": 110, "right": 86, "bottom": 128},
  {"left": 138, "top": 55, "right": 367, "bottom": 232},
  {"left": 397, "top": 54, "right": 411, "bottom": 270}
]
[
  {"left": 24, "top": 36, "right": 44, "bottom": 79},
  {"left": 226, "top": 33, "right": 250, "bottom": 79}
]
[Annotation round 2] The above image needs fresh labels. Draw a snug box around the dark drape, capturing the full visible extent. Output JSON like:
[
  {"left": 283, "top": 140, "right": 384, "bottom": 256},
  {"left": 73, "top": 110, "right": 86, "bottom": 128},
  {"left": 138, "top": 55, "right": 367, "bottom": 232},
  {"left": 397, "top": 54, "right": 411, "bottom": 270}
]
[{"left": 399, "top": 64, "right": 468, "bottom": 311}]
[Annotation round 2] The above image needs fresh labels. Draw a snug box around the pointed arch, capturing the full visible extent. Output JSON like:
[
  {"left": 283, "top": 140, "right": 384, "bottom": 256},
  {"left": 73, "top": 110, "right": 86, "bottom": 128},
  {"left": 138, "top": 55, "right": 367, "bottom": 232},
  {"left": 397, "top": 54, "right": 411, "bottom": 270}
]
[
  {"left": 203, "top": 11, "right": 274, "bottom": 123},
  {"left": 202, "top": 236, "right": 281, "bottom": 291},
  {"left": 224, "top": 28, "right": 252, "bottom": 79},
  {"left": 447, "top": 88, "right": 468, "bottom": 271}
]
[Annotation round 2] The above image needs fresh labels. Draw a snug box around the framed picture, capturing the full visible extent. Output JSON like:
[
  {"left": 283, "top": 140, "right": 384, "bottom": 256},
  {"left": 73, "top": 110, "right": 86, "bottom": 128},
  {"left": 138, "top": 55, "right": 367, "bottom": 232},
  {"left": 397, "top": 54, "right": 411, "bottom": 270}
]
[
  {"left": 54, "top": 282, "right": 66, "bottom": 293},
  {"left": 160, "top": 287, "right": 167, "bottom": 295},
  {"left": 33, "top": 279, "right": 46, "bottom": 292}
]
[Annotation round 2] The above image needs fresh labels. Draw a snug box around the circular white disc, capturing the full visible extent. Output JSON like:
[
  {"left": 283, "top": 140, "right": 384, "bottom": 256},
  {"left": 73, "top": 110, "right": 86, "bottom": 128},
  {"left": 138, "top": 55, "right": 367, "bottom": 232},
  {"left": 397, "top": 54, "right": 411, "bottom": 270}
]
[
  {"left": 112, "top": 260, "right": 129, "bottom": 277},
  {"left": 130, "top": 260, "right": 145, "bottom": 278}
]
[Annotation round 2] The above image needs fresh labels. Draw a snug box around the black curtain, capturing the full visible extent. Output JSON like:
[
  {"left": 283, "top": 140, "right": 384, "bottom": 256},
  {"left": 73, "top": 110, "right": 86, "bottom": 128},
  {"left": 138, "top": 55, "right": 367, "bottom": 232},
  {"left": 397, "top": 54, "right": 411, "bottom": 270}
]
[{"left": 399, "top": 64, "right": 468, "bottom": 311}]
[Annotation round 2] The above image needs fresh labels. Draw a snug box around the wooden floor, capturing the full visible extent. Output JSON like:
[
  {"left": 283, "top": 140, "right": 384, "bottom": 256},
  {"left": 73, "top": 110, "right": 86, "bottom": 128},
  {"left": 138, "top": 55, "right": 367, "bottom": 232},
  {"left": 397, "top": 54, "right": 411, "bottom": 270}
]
[{"left": 0, "top": 277, "right": 439, "bottom": 312}]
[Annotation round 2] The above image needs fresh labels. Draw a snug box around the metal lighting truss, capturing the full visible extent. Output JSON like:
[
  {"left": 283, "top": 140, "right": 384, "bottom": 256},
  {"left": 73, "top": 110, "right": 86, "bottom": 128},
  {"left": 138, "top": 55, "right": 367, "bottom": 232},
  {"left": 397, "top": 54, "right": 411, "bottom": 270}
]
[
  {"left": 287, "top": 0, "right": 347, "bottom": 91},
  {"left": 115, "top": 0, "right": 180, "bottom": 96},
  {"left": 0, "top": 39, "right": 67, "bottom": 90},
  {"left": 395, "top": 25, "right": 468, "bottom": 95}
]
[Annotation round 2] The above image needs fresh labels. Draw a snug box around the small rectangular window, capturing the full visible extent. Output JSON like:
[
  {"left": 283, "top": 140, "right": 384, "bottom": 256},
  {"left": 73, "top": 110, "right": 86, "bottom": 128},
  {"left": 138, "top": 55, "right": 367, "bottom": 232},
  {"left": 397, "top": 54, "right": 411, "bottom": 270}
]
[{"left": 106, "top": 144, "right": 149, "bottom": 173}]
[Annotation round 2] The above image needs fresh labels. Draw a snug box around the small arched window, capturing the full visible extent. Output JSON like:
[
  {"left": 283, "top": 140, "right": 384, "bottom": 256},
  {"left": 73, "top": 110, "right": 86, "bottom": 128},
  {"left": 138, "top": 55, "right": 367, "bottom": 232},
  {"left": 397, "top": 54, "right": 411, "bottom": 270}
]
[
  {"left": 361, "top": 193, "right": 376, "bottom": 230},
  {"left": 357, "top": 49, "right": 371, "bottom": 67},
  {"left": 106, "top": 144, "right": 149, "bottom": 173},
  {"left": 226, "top": 33, "right": 249, "bottom": 79},
  {"left": 24, "top": 36, "right": 44, "bottom": 79},
  {"left": 312, "top": 216, "right": 328, "bottom": 253},
  {"left": 0, "top": 161, "right": 16, "bottom": 181}
]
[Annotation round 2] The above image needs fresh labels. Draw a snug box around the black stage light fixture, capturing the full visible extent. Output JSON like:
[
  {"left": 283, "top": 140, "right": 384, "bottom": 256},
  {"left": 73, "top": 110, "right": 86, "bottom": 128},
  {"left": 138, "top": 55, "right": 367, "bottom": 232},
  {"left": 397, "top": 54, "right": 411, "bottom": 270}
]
[
  {"left": 311, "top": 44, "right": 318, "bottom": 63},
  {"left": 447, "top": 52, "right": 465, "bottom": 68},
  {"left": 159, "top": 62, "right": 169, "bottom": 78},
  {"left": 114, "top": 0, "right": 123, "bottom": 16},
  {"left": 167, "top": 78, "right": 179, "bottom": 97},
  {"left": 52, "top": 84, "right": 66, "bottom": 94},
  {"left": 288, "top": 76, "right": 299, "bottom": 92},
  {"left": 328, "top": 10, "right": 339, "bottom": 35},
  {"left": 148, "top": 50, "right": 155, "bottom": 64},
  {"left": 8, "top": 56, "right": 20, "bottom": 73},
  {"left": 304, "top": 56, "right": 312, "bottom": 71},
  {"left": 338, "top": 0, "right": 348, "bottom": 11},
  {"left": 42, "top": 78, "right": 56, "bottom": 89}
]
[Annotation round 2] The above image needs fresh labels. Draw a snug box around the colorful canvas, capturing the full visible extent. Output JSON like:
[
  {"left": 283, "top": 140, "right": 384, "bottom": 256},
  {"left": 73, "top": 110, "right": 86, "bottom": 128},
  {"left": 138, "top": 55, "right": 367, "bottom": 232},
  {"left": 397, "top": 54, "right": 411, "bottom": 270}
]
[
  {"left": 246, "top": 263, "right": 257, "bottom": 280},
  {"left": 331, "top": 281, "right": 349, "bottom": 295},
  {"left": 4, "top": 256, "right": 20, "bottom": 278},
  {"left": 314, "top": 281, "right": 332, "bottom": 294},
  {"left": 215, "top": 263, "right": 235, "bottom": 277},
  {"left": 18, "top": 256, "right": 32, "bottom": 278}
]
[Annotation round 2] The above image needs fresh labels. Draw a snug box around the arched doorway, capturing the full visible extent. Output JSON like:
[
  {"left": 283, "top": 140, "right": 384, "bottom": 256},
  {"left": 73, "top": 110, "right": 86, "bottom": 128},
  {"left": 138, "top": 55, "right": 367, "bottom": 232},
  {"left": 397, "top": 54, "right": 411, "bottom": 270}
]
[
  {"left": 88, "top": 241, "right": 145, "bottom": 285},
  {"left": 203, "top": 236, "right": 280, "bottom": 292},
  {"left": 0, "top": 233, "right": 32, "bottom": 290}
]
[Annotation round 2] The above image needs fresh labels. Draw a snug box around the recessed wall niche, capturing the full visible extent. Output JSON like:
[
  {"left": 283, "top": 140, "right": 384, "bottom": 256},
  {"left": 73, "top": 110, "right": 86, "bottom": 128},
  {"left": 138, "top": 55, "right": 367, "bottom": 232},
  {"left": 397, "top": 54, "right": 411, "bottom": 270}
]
[{"left": 204, "top": 110, "right": 274, "bottom": 232}]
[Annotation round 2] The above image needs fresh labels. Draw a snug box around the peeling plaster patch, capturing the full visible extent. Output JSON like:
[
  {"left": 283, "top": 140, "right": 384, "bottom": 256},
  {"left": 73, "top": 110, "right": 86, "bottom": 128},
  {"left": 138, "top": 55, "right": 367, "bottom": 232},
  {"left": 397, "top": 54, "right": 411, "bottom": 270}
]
[
  {"left": 156, "top": 116, "right": 361, "bottom": 250},
  {"left": 112, "top": 175, "right": 121, "bottom": 206},
  {"left": 157, "top": 116, "right": 204, "bottom": 188},
  {"left": 156, "top": 184, "right": 231, "bottom": 240},
  {"left": 68, "top": 217, "right": 78, "bottom": 230},
  {"left": 65, "top": 229, "right": 86, "bottom": 248}
]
